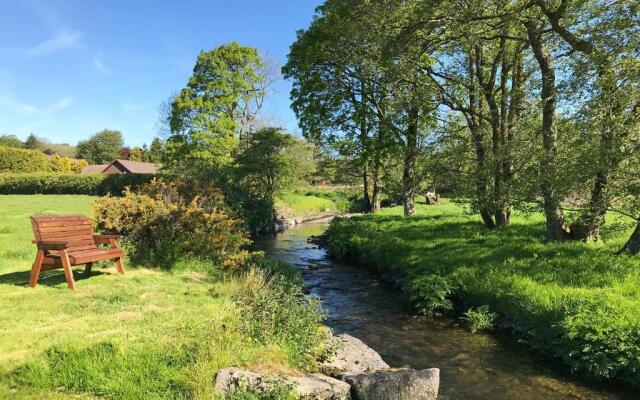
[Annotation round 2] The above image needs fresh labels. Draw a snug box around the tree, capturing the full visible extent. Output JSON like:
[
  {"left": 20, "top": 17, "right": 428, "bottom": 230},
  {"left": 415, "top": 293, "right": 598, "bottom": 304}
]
[
  {"left": 0, "top": 135, "right": 23, "bottom": 148},
  {"left": 146, "top": 137, "right": 164, "bottom": 163},
  {"left": 129, "top": 147, "right": 143, "bottom": 162},
  {"left": 234, "top": 127, "right": 297, "bottom": 231},
  {"left": 165, "top": 42, "right": 267, "bottom": 178},
  {"left": 76, "top": 130, "right": 124, "bottom": 164},
  {"left": 23, "top": 134, "right": 43, "bottom": 150}
]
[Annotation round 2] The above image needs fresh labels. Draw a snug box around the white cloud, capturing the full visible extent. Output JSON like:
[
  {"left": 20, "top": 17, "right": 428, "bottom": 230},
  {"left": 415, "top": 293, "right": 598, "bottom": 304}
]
[
  {"left": 93, "top": 55, "right": 111, "bottom": 75},
  {"left": 49, "top": 97, "right": 73, "bottom": 112},
  {"left": 9, "top": 96, "right": 73, "bottom": 135},
  {"left": 0, "top": 95, "right": 40, "bottom": 115},
  {"left": 27, "top": 30, "right": 81, "bottom": 57}
]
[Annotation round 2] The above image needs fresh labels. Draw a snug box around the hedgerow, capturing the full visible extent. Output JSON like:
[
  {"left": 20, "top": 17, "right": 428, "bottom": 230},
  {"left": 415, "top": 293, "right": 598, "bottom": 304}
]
[{"left": 0, "top": 173, "right": 153, "bottom": 195}]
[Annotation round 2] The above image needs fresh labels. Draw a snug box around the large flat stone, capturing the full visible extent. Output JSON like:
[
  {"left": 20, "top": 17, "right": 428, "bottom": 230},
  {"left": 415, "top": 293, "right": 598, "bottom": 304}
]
[
  {"left": 214, "top": 367, "right": 350, "bottom": 399},
  {"left": 322, "top": 334, "right": 390, "bottom": 374}
]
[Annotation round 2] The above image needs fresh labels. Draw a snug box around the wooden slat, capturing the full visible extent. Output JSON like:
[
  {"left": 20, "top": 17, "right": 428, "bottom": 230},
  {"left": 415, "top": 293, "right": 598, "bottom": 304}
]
[
  {"left": 38, "top": 224, "right": 92, "bottom": 233},
  {"left": 35, "top": 221, "right": 92, "bottom": 228},
  {"left": 32, "top": 215, "right": 88, "bottom": 222},
  {"left": 70, "top": 248, "right": 122, "bottom": 264},
  {"left": 39, "top": 231, "right": 94, "bottom": 240}
]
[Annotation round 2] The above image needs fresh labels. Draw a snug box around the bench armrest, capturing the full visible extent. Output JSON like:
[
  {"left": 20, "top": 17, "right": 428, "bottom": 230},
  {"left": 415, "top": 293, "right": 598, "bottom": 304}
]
[{"left": 93, "top": 234, "right": 122, "bottom": 244}]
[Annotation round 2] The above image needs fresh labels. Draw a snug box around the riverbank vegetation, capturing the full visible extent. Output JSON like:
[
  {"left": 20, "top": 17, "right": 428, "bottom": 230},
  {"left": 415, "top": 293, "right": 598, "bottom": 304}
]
[
  {"left": 326, "top": 202, "right": 640, "bottom": 386},
  {"left": 0, "top": 195, "right": 327, "bottom": 399}
]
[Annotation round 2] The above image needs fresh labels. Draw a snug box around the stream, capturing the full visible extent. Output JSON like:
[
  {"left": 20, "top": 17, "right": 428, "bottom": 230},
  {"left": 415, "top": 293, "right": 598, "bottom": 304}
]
[{"left": 253, "top": 221, "right": 636, "bottom": 400}]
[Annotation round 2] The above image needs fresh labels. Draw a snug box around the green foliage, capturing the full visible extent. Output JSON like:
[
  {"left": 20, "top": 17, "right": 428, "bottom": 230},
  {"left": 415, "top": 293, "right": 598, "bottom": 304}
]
[
  {"left": 408, "top": 275, "right": 455, "bottom": 317},
  {"left": 461, "top": 305, "right": 496, "bottom": 333},
  {"left": 326, "top": 203, "right": 640, "bottom": 385},
  {"left": 558, "top": 295, "right": 640, "bottom": 385},
  {"left": 23, "top": 134, "right": 43, "bottom": 150},
  {"left": 234, "top": 270, "right": 326, "bottom": 369},
  {"left": 0, "top": 173, "right": 153, "bottom": 195},
  {"left": 76, "top": 129, "right": 124, "bottom": 164},
  {"left": 0, "top": 134, "right": 23, "bottom": 148},
  {"left": 129, "top": 146, "right": 143, "bottom": 162},
  {"left": 228, "top": 381, "right": 296, "bottom": 400},
  {"left": 165, "top": 42, "right": 265, "bottom": 177},
  {"left": 0, "top": 145, "right": 51, "bottom": 173},
  {"left": 93, "top": 179, "right": 250, "bottom": 268},
  {"left": 145, "top": 137, "right": 164, "bottom": 163}
]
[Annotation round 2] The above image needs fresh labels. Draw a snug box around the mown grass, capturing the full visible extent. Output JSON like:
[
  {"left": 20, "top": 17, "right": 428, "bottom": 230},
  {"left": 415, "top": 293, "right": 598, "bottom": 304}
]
[
  {"left": 327, "top": 201, "right": 640, "bottom": 387},
  {"left": 0, "top": 195, "right": 322, "bottom": 399}
]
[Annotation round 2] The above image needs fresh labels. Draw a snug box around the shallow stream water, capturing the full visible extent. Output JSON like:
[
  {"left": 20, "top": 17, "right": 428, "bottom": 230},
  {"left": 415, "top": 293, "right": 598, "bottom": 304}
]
[{"left": 253, "top": 221, "right": 636, "bottom": 400}]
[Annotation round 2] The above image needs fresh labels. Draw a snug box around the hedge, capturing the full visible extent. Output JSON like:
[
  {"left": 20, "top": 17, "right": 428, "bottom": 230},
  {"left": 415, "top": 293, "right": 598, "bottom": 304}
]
[
  {"left": 0, "top": 173, "right": 155, "bottom": 195},
  {"left": 0, "top": 145, "right": 87, "bottom": 173},
  {"left": 0, "top": 146, "right": 51, "bottom": 173}
]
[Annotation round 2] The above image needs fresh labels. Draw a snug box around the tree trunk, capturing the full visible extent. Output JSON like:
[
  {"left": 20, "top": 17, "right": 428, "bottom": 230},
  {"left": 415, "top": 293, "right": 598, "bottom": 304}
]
[
  {"left": 371, "top": 158, "right": 382, "bottom": 213},
  {"left": 619, "top": 222, "right": 640, "bottom": 255},
  {"left": 402, "top": 101, "right": 419, "bottom": 217},
  {"left": 362, "top": 162, "right": 372, "bottom": 213},
  {"left": 526, "top": 21, "right": 567, "bottom": 242}
]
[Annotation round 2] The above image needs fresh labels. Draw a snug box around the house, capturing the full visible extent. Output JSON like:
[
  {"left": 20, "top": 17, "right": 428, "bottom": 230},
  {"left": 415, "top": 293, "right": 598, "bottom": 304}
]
[{"left": 82, "top": 159, "right": 160, "bottom": 175}]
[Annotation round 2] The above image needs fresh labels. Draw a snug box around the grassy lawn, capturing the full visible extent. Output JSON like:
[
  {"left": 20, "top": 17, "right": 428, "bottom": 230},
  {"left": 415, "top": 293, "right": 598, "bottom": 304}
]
[
  {"left": 275, "top": 193, "right": 341, "bottom": 219},
  {"left": 0, "top": 195, "right": 315, "bottom": 399},
  {"left": 327, "top": 201, "right": 640, "bottom": 387}
]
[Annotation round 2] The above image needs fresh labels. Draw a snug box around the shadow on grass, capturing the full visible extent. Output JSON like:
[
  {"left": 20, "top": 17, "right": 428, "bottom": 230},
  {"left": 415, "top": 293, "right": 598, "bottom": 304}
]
[{"left": 0, "top": 268, "right": 106, "bottom": 287}]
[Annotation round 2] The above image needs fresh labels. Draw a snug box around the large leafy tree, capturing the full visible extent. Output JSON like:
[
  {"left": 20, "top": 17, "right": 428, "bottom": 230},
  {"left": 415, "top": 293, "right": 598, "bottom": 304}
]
[
  {"left": 165, "top": 42, "right": 266, "bottom": 178},
  {"left": 76, "top": 129, "right": 124, "bottom": 164}
]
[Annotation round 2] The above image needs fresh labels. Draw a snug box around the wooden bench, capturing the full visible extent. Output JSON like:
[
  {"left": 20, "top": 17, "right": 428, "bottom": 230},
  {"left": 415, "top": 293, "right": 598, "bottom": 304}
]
[{"left": 30, "top": 215, "right": 125, "bottom": 290}]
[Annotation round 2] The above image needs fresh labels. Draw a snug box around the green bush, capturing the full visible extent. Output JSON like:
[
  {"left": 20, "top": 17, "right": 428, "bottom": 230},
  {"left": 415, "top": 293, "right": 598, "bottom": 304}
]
[
  {"left": 558, "top": 294, "right": 640, "bottom": 385},
  {"left": 0, "top": 145, "right": 51, "bottom": 172},
  {"left": 408, "top": 275, "right": 456, "bottom": 317},
  {"left": 93, "top": 179, "right": 250, "bottom": 268},
  {"left": 234, "top": 269, "right": 326, "bottom": 369},
  {"left": 461, "top": 305, "right": 496, "bottom": 333},
  {"left": 0, "top": 173, "right": 153, "bottom": 195}
]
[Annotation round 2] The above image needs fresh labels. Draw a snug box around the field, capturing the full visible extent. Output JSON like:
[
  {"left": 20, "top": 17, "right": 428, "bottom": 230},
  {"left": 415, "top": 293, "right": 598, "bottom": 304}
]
[
  {"left": 0, "top": 195, "right": 319, "bottom": 399},
  {"left": 327, "top": 201, "right": 640, "bottom": 387}
]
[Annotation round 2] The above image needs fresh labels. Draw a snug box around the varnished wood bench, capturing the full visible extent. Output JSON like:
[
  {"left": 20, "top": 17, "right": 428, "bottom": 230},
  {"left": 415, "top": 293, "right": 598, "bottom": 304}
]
[{"left": 30, "top": 215, "right": 125, "bottom": 290}]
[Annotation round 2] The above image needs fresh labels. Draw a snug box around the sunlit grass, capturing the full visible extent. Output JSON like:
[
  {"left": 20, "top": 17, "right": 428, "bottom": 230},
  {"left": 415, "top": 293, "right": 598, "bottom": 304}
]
[
  {"left": 327, "top": 201, "right": 640, "bottom": 386},
  {"left": 0, "top": 195, "right": 307, "bottom": 399}
]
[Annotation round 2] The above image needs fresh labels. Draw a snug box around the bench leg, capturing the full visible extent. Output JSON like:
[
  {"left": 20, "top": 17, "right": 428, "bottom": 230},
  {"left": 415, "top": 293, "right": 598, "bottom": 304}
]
[
  {"left": 29, "top": 250, "right": 45, "bottom": 288},
  {"left": 114, "top": 257, "right": 125, "bottom": 275},
  {"left": 60, "top": 251, "right": 77, "bottom": 290},
  {"left": 84, "top": 262, "right": 93, "bottom": 274}
]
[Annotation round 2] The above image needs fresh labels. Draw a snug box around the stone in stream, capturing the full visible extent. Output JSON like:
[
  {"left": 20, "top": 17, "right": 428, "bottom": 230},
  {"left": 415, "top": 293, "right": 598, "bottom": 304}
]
[
  {"left": 214, "top": 367, "right": 350, "bottom": 399},
  {"left": 339, "top": 368, "right": 440, "bottom": 400},
  {"left": 322, "top": 334, "right": 390, "bottom": 374}
]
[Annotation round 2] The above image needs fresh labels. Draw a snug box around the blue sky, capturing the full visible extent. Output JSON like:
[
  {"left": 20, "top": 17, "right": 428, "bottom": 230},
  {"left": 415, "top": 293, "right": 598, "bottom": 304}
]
[{"left": 0, "top": 0, "right": 321, "bottom": 147}]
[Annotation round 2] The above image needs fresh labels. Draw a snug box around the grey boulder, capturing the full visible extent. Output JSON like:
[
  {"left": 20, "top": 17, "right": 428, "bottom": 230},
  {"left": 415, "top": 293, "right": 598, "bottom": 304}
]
[
  {"left": 214, "top": 367, "right": 350, "bottom": 399},
  {"left": 322, "top": 334, "right": 390, "bottom": 374},
  {"left": 341, "top": 368, "right": 440, "bottom": 400}
]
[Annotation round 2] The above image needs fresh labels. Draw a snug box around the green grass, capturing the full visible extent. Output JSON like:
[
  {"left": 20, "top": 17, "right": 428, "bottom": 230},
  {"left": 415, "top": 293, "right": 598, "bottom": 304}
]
[
  {"left": 275, "top": 193, "right": 341, "bottom": 218},
  {"left": 0, "top": 195, "right": 320, "bottom": 399},
  {"left": 327, "top": 201, "right": 640, "bottom": 386},
  {"left": 275, "top": 186, "right": 365, "bottom": 219}
]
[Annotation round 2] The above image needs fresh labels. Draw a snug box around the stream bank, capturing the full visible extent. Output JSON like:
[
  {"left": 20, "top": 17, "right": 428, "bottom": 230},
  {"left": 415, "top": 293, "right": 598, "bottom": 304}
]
[{"left": 254, "top": 221, "right": 636, "bottom": 400}]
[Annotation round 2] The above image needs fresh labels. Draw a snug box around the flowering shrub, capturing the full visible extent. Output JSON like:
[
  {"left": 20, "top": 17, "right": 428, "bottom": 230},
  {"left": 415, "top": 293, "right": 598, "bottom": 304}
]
[{"left": 93, "top": 179, "right": 250, "bottom": 268}]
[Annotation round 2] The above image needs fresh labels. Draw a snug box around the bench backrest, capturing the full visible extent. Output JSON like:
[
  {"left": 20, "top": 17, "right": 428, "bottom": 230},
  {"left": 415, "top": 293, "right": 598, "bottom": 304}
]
[{"left": 31, "top": 215, "right": 97, "bottom": 253}]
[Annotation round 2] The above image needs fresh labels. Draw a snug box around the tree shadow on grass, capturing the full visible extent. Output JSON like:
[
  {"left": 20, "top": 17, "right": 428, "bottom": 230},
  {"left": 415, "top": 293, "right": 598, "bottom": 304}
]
[{"left": 0, "top": 268, "right": 106, "bottom": 288}]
